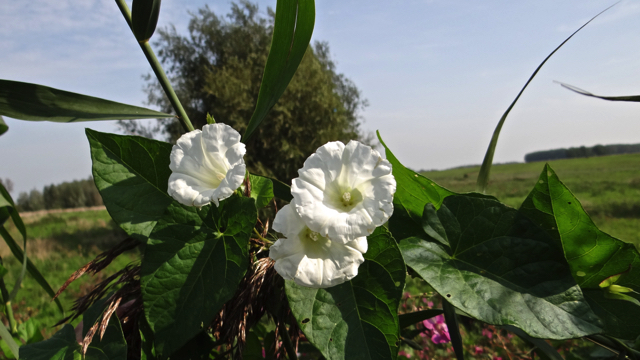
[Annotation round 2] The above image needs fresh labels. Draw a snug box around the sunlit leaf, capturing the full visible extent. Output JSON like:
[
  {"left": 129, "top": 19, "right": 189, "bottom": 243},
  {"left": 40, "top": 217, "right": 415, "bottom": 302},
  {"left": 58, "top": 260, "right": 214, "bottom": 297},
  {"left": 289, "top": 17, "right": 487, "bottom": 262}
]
[
  {"left": 475, "top": 4, "right": 616, "bottom": 193},
  {"left": 519, "top": 165, "right": 640, "bottom": 289},
  {"left": 87, "top": 129, "right": 174, "bottom": 241},
  {"left": 377, "top": 131, "right": 454, "bottom": 240},
  {"left": 243, "top": 0, "right": 315, "bottom": 141},
  {"left": 249, "top": 174, "right": 274, "bottom": 208},
  {"left": 287, "top": 227, "right": 405, "bottom": 360},
  {"left": 0, "top": 79, "right": 173, "bottom": 122},
  {"left": 400, "top": 195, "right": 602, "bottom": 339},
  {"left": 141, "top": 196, "right": 255, "bottom": 357}
]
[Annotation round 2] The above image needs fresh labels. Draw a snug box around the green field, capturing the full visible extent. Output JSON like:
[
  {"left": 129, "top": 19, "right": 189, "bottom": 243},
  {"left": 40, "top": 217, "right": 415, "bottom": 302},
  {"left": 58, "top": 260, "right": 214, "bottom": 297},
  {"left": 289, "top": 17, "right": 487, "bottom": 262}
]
[
  {"left": 2, "top": 209, "right": 137, "bottom": 340},
  {"left": 421, "top": 153, "right": 640, "bottom": 247}
]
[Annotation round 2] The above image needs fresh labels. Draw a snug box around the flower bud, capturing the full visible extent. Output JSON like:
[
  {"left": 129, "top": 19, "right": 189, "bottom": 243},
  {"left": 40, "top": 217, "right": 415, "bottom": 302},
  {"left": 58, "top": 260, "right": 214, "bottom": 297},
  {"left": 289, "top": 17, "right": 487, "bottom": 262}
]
[{"left": 132, "top": 0, "right": 162, "bottom": 42}]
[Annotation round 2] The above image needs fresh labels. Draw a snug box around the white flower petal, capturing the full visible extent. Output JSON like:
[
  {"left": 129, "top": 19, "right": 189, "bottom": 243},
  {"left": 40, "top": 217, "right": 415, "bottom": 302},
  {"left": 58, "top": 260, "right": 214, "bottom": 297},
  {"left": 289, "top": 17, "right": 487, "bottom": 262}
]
[
  {"left": 270, "top": 201, "right": 367, "bottom": 288},
  {"left": 291, "top": 140, "right": 396, "bottom": 243},
  {"left": 168, "top": 123, "right": 246, "bottom": 207}
]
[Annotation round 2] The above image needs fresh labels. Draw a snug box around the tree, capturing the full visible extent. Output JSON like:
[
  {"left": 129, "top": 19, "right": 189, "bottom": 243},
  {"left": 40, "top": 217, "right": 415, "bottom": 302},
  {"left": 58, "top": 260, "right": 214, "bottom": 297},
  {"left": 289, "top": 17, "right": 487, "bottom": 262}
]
[{"left": 119, "top": 1, "right": 369, "bottom": 183}]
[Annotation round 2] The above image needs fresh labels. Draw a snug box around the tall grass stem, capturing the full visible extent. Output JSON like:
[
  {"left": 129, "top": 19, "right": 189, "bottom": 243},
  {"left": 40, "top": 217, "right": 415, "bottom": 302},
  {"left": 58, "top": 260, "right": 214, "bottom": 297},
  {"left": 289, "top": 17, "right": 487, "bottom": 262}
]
[{"left": 114, "top": 0, "right": 194, "bottom": 133}]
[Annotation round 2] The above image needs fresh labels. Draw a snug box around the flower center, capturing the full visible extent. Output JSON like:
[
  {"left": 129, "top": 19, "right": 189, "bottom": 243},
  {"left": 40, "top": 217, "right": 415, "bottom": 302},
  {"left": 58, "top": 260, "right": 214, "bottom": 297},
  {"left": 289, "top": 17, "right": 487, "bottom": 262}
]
[
  {"left": 308, "top": 231, "right": 320, "bottom": 242},
  {"left": 341, "top": 191, "right": 352, "bottom": 205}
]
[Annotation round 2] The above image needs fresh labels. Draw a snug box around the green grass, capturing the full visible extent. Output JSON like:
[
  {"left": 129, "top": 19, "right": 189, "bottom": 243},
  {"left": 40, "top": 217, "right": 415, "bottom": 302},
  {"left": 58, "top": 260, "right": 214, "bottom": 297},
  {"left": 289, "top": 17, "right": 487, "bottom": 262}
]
[
  {"left": 1, "top": 209, "right": 137, "bottom": 339},
  {"left": 421, "top": 153, "right": 640, "bottom": 247}
]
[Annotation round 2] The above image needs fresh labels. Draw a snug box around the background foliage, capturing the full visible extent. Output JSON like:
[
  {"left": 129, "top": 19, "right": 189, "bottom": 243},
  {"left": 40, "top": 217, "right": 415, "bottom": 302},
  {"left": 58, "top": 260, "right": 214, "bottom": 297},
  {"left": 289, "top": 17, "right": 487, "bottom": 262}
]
[{"left": 119, "top": 1, "right": 369, "bottom": 183}]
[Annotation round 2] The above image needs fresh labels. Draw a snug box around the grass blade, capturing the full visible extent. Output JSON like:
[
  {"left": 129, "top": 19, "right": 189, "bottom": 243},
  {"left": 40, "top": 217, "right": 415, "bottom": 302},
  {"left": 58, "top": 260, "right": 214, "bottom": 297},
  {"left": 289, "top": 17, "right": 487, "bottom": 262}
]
[
  {"left": 558, "top": 81, "right": 640, "bottom": 102},
  {"left": 0, "top": 320, "right": 18, "bottom": 359},
  {"left": 0, "top": 79, "right": 173, "bottom": 122},
  {"left": 0, "top": 228, "right": 64, "bottom": 314},
  {"left": 243, "top": 0, "right": 315, "bottom": 141},
  {"left": 0, "top": 184, "right": 28, "bottom": 303},
  {"left": 443, "top": 299, "right": 465, "bottom": 360},
  {"left": 475, "top": 3, "right": 618, "bottom": 193},
  {"left": 399, "top": 309, "right": 444, "bottom": 329}
]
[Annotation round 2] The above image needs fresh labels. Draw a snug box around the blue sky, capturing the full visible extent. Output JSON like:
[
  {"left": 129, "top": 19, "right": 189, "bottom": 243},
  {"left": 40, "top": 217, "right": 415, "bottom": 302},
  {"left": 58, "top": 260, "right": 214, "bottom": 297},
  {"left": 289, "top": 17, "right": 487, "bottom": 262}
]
[{"left": 1, "top": 0, "right": 640, "bottom": 195}]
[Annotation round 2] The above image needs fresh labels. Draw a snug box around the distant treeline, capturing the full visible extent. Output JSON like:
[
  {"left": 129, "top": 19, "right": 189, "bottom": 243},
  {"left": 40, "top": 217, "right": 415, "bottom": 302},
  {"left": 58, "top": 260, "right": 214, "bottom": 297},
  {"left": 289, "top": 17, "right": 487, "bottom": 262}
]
[
  {"left": 16, "top": 177, "right": 103, "bottom": 212},
  {"left": 525, "top": 144, "right": 640, "bottom": 163}
]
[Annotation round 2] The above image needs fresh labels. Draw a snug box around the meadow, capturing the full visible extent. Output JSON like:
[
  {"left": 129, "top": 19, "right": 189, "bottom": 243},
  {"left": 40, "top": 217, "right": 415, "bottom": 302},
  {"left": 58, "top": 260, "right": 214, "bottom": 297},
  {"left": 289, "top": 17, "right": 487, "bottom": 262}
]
[
  {"left": 0, "top": 152, "right": 637, "bottom": 357},
  {"left": 421, "top": 153, "right": 640, "bottom": 247},
  {"left": 2, "top": 208, "right": 136, "bottom": 341}
]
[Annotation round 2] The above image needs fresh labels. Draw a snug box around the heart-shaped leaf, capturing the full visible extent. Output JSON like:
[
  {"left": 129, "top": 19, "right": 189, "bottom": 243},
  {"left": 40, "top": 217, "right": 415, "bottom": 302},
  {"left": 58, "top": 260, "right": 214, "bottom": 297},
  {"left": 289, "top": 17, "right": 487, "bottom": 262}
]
[
  {"left": 141, "top": 196, "right": 256, "bottom": 357},
  {"left": 377, "top": 132, "right": 454, "bottom": 241},
  {"left": 400, "top": 195, "right": 602, "bottom": 339},
  {"left": 249, "top": 174, "right": 274, "bottom": 209},
  {"left": 286, "top": 227, "right": 405, "bottom": 360},
  {"left": 519, "top": 164, "right": 640, "bottom": 339},
  {"left": 87, "top": 129, "right": 174, "bottom": 241}
]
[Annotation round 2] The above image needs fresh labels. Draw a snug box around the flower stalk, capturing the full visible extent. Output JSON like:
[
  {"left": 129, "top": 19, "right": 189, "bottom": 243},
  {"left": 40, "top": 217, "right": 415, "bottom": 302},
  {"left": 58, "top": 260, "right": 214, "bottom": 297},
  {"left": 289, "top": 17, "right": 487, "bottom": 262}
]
[{"left": 114, "top": 0, "right": 194, "bottom": 132}]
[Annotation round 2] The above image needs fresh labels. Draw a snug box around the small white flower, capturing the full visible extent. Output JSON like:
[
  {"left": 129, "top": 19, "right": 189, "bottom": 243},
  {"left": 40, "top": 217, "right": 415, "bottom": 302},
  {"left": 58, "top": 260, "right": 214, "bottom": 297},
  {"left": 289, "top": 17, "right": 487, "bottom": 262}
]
[
  {"left": 270, "top": 203, "right": 368, "bottom": 288},
  {"left": 168, "top": 123, "right": 246, "bottom": 207},
  {"left": 291, "top": 140, "right": 396, "bottom": 243}
]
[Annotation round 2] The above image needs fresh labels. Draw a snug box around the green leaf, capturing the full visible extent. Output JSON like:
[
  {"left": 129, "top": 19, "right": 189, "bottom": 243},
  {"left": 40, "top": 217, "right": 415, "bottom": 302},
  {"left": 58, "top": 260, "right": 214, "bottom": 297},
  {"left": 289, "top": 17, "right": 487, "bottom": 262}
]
[
  {"left": 249, "top": 174, "right": 274, "bottom": 208},
  {"left": 442, "top": 300, "right": 464, "bottom": 360},
  {"left": 20, "top": 324, "right": 80, "bottom": 360},
  {"left": 0, "top": 321, "right": 19, "bottom": 359},
  {"left": 0, "top": 79, "right": 173, "bottom": 122},
  {"left": 131, "top": 0, "right": 162, "bottom": 42},
  {"left": 286, "top": 227, "right": 406, "bottom": 360},
  {"left": 584, "top": 289, "right": 640, "bottom": 340},
  {"left": 519, "top": 164, "right": 640, "bottom": 289},
  {"left": 559, "top": 82, "right": 640, "bottom": 102},
  {"left": 141, "top": 196, "right": 256, "bottom": 358},
  {"left": 20, "top": 318, "right": 127, "bottom": 360},
  {"left": 270, "top": 177, "right": 293, "bottom": 202},
  {"left": 474, "top": 4, "right": 616, "bottom": 193},
  {"left": 400, "top": 194, "right": 602, "bottom": 339},
  {"left": 398, "top": 309, "right": 443, "bottom": 329},
  {"left": 243, "top": 331, "right": 264, "bottom": 360},
  {"left": 206, "top": 113, "right": 215, "bottom": 125},
  {"left": 85, "top": 317, "right": 128, "bottom": 360},
  {"left": 243, "top": 0, "right": 315, "bottom": 141},
  {"left": 0, "top": 116, "right": 7, "bottom": 136},
  {"left": 87, "top": 129, "right": 174, "bottom": 241},
  {"left": 17, "top": 319, "right": 44, "bottom": 345},
  {"left": 377, "top": 131, "right": 454, "bottom": 240}
]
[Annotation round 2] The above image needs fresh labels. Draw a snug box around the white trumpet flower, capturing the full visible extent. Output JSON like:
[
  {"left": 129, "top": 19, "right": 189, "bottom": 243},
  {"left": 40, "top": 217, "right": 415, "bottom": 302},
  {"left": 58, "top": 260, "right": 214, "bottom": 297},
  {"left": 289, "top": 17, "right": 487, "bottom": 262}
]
[
  {"left": 168, "top": 123, "right": 246, "bottom": 207},
  {"left": 270, "top": 203, "right": 368, "bottom": 288},
  {"left": 291, "top": 140, "right": 396, "bottom": 243}
]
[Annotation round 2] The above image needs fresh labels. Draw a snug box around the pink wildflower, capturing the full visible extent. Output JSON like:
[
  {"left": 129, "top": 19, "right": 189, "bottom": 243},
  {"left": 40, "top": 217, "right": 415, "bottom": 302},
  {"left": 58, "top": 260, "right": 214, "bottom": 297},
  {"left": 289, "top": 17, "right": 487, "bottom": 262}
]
[
  {"left": 398, "top": 350, "right": 411, "bottom": 358},
  {"left": 474, "top": 346, "right": 484, "bottom": 355},
  {"left": 482, "top": 328, "right": 493, "bottom": 339},
  {"left": 422, "top": 315, "right": 450, "bottom": 344}
]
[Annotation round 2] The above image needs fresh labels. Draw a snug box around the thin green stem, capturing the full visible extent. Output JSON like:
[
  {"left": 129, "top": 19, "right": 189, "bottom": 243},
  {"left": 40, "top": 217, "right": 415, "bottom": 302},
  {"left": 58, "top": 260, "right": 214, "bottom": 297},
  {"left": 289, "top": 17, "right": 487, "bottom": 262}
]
[
  {"left": 0, "top": 258, "right": 16, "bottom": 335},
  {"left": 253, "top": 228, "right": 273, "bottom": 244},
  {"left": 114, "top": 0, "right": 194, "bottom": 132},
  {"left": 278, "top": 321, "right": 298, "bottom": 360}
]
